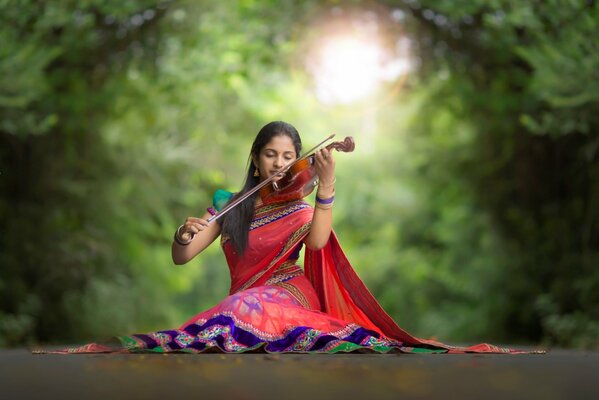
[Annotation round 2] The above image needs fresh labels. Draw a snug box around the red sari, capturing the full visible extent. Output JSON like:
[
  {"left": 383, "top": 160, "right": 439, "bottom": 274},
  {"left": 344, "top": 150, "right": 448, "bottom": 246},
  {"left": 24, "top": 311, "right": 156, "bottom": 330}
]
[{"left": 42, "top": 199, "right": 543, "bottom": 354}]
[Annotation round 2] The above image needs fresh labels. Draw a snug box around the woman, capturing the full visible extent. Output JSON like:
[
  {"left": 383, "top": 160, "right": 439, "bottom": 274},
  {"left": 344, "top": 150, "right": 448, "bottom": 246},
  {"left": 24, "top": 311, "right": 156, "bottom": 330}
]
[{"left": 45, "top": 121, "right": 542, "bottom": 354}]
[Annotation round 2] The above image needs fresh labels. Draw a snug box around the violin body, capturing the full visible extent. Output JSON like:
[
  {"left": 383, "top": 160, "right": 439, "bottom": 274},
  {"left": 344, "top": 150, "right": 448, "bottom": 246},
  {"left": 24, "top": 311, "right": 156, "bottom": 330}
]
[
  {"left": 259, "top": 157, "right": 319, "bottom": 204},
  {"left": 259, "top": 136, "right": 355, "bottom": 205}
]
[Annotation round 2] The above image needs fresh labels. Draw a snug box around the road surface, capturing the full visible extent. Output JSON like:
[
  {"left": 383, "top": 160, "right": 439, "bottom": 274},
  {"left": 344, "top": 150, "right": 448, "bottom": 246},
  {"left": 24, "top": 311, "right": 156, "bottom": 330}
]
[{"left": 1, "top": 347, "right": 597, "bottom": 399}]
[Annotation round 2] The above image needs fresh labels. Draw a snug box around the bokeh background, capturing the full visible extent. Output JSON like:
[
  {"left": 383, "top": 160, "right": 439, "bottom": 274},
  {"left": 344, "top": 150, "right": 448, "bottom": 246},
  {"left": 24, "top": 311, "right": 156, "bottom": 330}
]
[{"left": 1, "top": 0, "right": 597, "bottom": 350}]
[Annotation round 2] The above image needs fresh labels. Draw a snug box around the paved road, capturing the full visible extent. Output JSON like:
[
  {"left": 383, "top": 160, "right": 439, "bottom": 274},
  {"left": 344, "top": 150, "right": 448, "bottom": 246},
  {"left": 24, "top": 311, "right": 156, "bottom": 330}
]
[{"left": 1, "top": 347, "right": 598, "bottom": 399}]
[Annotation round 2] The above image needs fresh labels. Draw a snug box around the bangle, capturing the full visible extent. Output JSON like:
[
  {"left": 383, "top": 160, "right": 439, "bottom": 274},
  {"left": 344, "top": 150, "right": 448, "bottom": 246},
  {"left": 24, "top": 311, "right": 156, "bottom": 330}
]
[
  {"left": 315, "top": 194, "right": 335, "bottom": 204},
  {"left": 207, "top": 207, "right": 217, "bottom": 216},
  {"left": 174, "top": 224, "right": 193, "bottom": 246},
  {"left": 315, "top": 202, "right": 334, "bottom": 210},
  {"left": 316, "top": 188, "right": 335, "bottom": 199},
  {"left": 318, "top": 177, "right": 336, "bottom": 188},
  {"left": 315, "top": 194, "right": 334, "bottom": 210}
]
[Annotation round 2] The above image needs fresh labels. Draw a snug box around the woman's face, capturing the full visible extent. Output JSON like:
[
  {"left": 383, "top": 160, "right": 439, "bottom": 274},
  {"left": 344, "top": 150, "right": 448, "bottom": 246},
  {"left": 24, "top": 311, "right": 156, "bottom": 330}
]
[{"left": 253, "top": 134, "right": 297, "bottom": 182}]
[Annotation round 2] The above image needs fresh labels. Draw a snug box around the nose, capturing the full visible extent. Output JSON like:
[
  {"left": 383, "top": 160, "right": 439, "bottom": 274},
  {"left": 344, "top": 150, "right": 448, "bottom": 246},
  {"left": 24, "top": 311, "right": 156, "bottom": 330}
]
[{"left": 273, "top": 156, "right": 284, "bottom": 169}]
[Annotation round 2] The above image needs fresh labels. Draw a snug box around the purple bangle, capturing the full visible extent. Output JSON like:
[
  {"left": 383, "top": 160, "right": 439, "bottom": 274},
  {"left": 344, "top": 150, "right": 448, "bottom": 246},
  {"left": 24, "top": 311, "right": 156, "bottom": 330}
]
[
  {"left": 315, "top": 195, "right": 335, "bottom": 204},
  {"left": 207, "top": 207, "right": 217, "bottom": 216}
]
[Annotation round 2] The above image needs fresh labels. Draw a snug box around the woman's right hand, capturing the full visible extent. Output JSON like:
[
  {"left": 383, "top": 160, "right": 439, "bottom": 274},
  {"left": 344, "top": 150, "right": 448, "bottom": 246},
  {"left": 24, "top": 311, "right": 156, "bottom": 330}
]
[
  {"left": 179, "top": 217, "right": 211, "bottom": 241},
  {"left": 172, "top": 210, "right": 221, "bottom": 265}
]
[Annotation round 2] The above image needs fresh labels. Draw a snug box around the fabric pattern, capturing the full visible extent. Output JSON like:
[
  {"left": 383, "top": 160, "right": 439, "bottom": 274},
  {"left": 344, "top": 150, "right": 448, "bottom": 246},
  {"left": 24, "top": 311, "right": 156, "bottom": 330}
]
[{"left": 118, "top": 285, "right": 421, "bottom": 354}]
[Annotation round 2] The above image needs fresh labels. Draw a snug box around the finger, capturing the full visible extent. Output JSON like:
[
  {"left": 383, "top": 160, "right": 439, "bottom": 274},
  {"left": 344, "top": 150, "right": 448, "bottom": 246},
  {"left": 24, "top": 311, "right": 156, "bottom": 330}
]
[
  {"left": 197, "top": 219, "right": 210, "bottom": 227},
  {"left": 187, "top": 217, "right": 209, "bottom": 226},
  {"left": 314, "top": 157, "right": 325, "bottom": 169},
  {"left": 314, "top": 150, "right": 322, "bottom": 163},
  {"left": 316, "top": 152, "right": 332, "bottom": 168},
  {"left": 318, "top": 149, "right": 333, "bottom": 165},
  {"left": 194, "top": 221, "right": 210, "bottom": 231},
  {"left": 316, "top": 149, "right": 328, "bottom": 164},
  {"left": 314, "top": 152, "right": 322, "bottom": 164},
  {"left": 181, "top": 232, "right": 193, "bottom": 241},
  {"left": 324, "top": 149, "right": 335, "bottom": 163}
]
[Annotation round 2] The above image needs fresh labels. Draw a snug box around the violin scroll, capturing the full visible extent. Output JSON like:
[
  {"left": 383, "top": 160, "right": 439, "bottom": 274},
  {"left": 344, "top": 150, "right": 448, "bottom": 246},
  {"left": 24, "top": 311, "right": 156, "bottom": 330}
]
[{"left": 326, "top": 136, "right": 355, "bottom": 153}]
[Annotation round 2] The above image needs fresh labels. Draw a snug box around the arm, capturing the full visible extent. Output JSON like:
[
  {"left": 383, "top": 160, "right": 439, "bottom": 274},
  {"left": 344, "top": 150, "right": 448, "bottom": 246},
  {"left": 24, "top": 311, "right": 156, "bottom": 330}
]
[
  {"left": 304, "top": 148, "right": 336, "bottom": 250},
  {"left": 171, "top": 211, "right": 221, "bottom": 265}
]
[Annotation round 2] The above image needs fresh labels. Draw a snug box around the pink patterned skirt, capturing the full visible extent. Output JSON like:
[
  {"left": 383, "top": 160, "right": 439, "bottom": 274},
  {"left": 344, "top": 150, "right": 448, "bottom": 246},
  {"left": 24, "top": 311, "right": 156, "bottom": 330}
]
[{"left": 47, "top": 275, "right": 441, "bottom": 354}]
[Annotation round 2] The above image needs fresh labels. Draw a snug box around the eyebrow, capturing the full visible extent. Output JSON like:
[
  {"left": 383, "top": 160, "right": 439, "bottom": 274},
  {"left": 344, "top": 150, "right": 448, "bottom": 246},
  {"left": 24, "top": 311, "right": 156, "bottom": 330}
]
[{"left": 263, "top": 148, "right": 295, "bottom": 154}]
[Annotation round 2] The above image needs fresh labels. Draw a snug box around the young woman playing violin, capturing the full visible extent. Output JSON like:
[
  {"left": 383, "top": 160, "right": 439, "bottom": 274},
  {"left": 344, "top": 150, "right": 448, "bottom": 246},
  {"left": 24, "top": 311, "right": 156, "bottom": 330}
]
[
  {"left": 172, "top": 121, "right": 338, "bottom": 265},
  {"left": 42, "top": 121, "right": 543, "bottom": 354}
]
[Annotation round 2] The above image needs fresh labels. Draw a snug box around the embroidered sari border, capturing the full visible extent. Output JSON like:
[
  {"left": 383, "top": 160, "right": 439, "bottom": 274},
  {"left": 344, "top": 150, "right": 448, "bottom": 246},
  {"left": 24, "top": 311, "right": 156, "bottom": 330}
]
[
  {"left": 117, "top": 313, "right": 406, "bottom": 354},
  {"left": 220, "top": 200, "right": 310, "bottom": 245},
  {"left": 272, "top": 281, "right": 312, "bottom": 310},
  {"left": 250, "top": 202, "right": 311, "bottom": 231}
]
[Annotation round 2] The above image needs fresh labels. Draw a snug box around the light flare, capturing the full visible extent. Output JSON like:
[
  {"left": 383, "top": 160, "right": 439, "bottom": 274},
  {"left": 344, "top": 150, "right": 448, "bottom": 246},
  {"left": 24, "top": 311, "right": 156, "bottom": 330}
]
[{"left": 308, "top": 35, "right": 410, "bottom": 105}]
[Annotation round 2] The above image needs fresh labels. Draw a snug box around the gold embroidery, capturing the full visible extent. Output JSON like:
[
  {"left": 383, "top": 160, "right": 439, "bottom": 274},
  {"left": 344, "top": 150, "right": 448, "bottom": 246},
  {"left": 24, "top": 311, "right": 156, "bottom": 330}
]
[
  {"left": 272, "top": 282, "right": 312, "bottom": 310},
  {"left": 238, "top": 222, "right": 312, "bottom": 292},
  {"left": 265, "top": 261, "right": 303, "bottom": 285},
  {"left": 250, "top": 202, "right": 311, "bottom": 230},
  {"left": 221, "top": 200, "right": 311, "bottom": 245},
  {"left": 254, "top": 200, "right": 309, "bottom": 218},
  {"left": 272, "top": 260, "right": 300, "bottom": 274}
]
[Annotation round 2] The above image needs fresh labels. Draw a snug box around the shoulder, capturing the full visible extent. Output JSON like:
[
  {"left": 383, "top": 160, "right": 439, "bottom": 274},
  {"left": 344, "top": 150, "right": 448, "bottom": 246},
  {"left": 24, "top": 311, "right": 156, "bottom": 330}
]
[{"left": 212, "top": 189, "right": 234, "bottom": 211}]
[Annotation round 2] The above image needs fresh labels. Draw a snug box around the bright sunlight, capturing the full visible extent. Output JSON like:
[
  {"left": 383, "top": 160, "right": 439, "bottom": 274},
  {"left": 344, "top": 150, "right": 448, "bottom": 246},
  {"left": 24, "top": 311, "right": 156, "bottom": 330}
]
[{"left": 307, "top": 33, "right": 411, "bottom": 105}]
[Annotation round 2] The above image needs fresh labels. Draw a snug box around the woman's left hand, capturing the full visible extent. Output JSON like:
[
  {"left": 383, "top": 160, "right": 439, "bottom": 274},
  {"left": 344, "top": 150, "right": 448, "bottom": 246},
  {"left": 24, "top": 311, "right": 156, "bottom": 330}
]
[{"left": 314, "top": 148, "right": 336, "bottom": 187}]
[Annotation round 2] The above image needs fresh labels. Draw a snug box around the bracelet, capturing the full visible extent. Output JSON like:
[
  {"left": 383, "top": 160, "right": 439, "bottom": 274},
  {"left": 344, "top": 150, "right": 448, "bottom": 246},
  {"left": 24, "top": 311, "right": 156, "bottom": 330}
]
[
  {"left": 318, "top": 177, "right": 336, "bottom": 188},
  {"left": 315, "top": 194, "right": 335, "bottom": 204},
  {"left": 174, "top": 224, "right": 193, "bottom": 246},
  {"left": 207, "top": 207, "right": 217, "bottom": 216},
  {"left": 315, "top": 202, "right": 334, "bottom": 210}
]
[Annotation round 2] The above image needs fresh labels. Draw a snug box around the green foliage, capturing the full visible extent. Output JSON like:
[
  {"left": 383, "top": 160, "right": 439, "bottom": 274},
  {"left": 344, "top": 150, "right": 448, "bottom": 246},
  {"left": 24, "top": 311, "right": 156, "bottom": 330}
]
[
  {"left": 0, "top": 0, "right": 321, "bottom": 345},
  {"left": 385, "top": 0, "right": 599, "bottom": 347}
]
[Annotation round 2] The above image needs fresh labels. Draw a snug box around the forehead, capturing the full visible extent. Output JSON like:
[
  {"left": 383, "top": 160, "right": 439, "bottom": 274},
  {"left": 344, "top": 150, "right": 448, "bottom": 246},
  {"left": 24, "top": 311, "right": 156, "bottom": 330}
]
[{"left": 262, "top": 135, "right": 295, "bottom": 153}]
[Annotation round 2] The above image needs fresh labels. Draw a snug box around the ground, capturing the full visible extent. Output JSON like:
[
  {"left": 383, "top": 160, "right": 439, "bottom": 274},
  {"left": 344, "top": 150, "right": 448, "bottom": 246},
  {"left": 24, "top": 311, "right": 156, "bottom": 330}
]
[{"left": 2, "top": 347, "right": 598, "bottom": 399}]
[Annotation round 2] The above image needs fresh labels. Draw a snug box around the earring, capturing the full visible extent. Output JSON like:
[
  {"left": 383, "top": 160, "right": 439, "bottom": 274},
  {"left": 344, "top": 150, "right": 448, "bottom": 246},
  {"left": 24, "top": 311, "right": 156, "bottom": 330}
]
[{"left": 253, "top": 168, "right": 260, "bottom": 177}]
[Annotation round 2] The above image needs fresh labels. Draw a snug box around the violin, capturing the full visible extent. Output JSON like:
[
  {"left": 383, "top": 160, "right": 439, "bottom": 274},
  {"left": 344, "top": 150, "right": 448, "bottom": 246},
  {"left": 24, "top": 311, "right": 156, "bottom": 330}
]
[
  {"left": 259, "top": 136, "right": 355, "bottom": 204},
  {"left": 206, "top": 134, "right": 355, "bottom": 224}
]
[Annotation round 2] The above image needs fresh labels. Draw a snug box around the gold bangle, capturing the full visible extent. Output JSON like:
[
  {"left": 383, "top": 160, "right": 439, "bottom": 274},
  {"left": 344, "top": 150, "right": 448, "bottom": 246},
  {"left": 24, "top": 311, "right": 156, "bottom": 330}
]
[
  {"left": 315, "top": 202, "right": 334, "bottom": 210},
  {"left": 318, "top": 177, "right": 336, "bottom": 188},
  {"left": 316, "top": 190, "right": 335, "bottom": 200},
  {"left": 174, "top": 224, "right": 193, "bottom": 245}
]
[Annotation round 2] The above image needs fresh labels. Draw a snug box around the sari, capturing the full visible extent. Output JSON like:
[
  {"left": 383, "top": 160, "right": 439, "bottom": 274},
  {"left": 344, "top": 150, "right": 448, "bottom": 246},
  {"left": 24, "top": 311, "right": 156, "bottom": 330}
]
[{"left": 39, "top": 197, "right": 543, "bottom": 354}]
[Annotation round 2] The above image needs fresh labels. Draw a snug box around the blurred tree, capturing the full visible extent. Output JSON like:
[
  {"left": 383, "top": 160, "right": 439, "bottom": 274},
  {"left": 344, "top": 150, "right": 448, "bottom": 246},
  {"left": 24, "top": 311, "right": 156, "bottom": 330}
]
[
  {"left": 0, "top": 0, "right": 321, "bottom": 345},
  {"left": 372, "top": 0, "right": 599, "bottom": 347}
]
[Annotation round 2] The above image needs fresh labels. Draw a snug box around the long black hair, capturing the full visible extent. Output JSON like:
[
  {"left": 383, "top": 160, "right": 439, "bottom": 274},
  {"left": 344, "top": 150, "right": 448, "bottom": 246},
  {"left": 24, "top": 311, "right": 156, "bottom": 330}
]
[{"left": 220, "top": 121, "right": 302, "bottom": 255}]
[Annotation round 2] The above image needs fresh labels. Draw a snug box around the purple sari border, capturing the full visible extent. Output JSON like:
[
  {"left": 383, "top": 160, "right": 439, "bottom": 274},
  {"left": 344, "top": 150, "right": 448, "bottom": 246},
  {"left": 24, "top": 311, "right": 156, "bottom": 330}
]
[{"left": 120, "top": 314, "right": 408, "bottom": 354}]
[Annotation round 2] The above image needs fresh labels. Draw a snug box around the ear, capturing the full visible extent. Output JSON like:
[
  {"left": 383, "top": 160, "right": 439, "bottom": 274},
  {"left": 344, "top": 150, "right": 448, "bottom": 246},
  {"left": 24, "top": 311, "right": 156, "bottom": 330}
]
[{"left": 251, "top": 154, "right": 258, "bottom": 168}]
